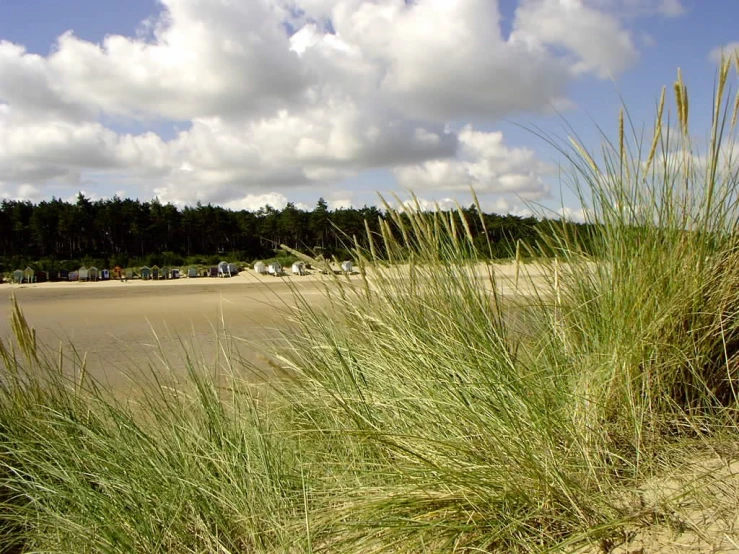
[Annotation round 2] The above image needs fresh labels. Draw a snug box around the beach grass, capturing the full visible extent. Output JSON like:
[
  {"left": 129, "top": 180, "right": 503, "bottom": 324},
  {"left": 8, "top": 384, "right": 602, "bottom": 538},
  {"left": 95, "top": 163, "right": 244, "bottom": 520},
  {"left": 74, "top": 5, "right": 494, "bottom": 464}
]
[{"left": 2, "top": 58, "right": 739, "bottom": 552}]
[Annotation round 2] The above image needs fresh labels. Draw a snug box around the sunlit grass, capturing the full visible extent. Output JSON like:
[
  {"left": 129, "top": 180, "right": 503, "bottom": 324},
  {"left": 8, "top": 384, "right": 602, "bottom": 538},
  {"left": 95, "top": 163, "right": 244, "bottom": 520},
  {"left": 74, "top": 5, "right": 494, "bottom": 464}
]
[{"left": 2, "top": 57, "right": 739, "bottom": 553}]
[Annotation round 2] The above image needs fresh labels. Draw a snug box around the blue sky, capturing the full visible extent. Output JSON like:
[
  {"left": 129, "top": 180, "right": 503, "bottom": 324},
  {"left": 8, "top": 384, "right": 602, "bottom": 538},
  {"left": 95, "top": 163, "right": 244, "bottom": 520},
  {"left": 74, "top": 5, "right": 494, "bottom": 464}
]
[{"left": 0, "top": 0, "right": 737, "bottom": 216}]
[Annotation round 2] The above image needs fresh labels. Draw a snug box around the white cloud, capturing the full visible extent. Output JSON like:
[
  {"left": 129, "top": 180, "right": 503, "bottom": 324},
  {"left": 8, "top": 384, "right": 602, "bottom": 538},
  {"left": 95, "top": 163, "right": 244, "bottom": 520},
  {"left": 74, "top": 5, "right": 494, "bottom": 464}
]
[
  {"left": 328, "top": 198, "right": 353, "bottom": 210},
  {"left": 656, "top": 0, "right": 685, "bottom": 16},
  {"left": 709, "top": 42, "right": 739, "bottom": 65},
  {"left": 0, "top": 182, "right": 44, "bottom": 202},
  {"left": 559, "top": 206, "right": 588, "bottom": 223},
  {"left": 0, "top": 0, "right": 679, "bottom": 206},
  {"left": 224, "top": 193, "right": 290, "bottom": 211},
  {"left": 394, "top": 126, "right": 554, "bottom": 198},
  {"left": 0, "top": 107, "right": 170, "bottom": 185},
  {"left": 320, "top": 0, "right": 574, "bottom": 122},
  {"left": 44, "top": 0, "right": 307, "bottom": 120},
  {"left": 391, "top": 194, "right": 535, "bottom": 217},
  {"left": 512, "top": 0, "right": 639, "bottom": 78},
  {"left": 396, "top": 197, "right": 458, "bottom": 213}
]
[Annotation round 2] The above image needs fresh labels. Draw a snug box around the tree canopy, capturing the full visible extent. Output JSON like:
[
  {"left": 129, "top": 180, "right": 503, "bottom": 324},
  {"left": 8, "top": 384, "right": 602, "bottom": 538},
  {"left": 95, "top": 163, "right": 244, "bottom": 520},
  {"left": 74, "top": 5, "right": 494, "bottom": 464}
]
[{"left": 0, "top": 195, "right": 594, "bottom": 273}]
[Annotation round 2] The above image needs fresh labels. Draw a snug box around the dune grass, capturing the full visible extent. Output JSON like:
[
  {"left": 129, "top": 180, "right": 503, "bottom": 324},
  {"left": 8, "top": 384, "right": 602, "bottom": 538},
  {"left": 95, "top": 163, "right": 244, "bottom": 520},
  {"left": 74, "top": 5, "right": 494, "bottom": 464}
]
[{"left": 2, "top": 59, "right": 739, "bottom": 553}]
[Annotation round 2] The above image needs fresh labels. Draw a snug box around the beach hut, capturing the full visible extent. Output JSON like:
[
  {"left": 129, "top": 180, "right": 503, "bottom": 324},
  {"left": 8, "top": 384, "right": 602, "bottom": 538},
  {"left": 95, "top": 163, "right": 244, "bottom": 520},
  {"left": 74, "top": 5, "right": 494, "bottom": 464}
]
[
  {"left": 187, "top": 266, "right": 198, "bottom": 278},
  {"left": 208, "top": 266, "right": 219, "bottom": 277},
  {"left": 124, "top": 268, "right": 134, "bottom": 281},
  {"left": 171, "top": 268, "right": 180, "bottom": 279},
  {"left": 12, "top": 269, "right": 23, "bottom": 283},
  {"left": 291, "top": 261, "right": 307, "bottom": 276},
  {"left": 341, "top": 261, "right": 354, "bottom": 274},
  {"left": 151, "top": 265, "right": 161, "bottom": 280},
  {"left": 68, "top": 271, "right": 79, "bottom": 281},
  {"left": 228, "top": 263, "right": 239, "bottom": 275},
  {"left": 267, "top": 262, "right": 282, "bottom": 276},
  {"left": 56, "top": 269, "right": 69, "bottom": 282},
  {"left": 101, "top": 269, "right": 110, "bottom": 280},
  {"left": 112, "top": 266, "right": 122, "bottom": 280},
  {"left": 23, "top": 267, "right": 35, "bottom": 283},
  {"left": 254, "top": 261, "right": 267, "bottom": 275},
  {"left": 88, "top": 267, "right": 99, "bottom": 282},
  {"left": 35, "top": 270, "right": 48, "bottom": 283},
  {"left": 78, "top": 267, "right": 89, "bottom": 281},
  {"left": 218, "top": 261, "right": 230, "bottom": 277},
  {"left": 140, "top": 266, "right": 151, "bottom": 280}
]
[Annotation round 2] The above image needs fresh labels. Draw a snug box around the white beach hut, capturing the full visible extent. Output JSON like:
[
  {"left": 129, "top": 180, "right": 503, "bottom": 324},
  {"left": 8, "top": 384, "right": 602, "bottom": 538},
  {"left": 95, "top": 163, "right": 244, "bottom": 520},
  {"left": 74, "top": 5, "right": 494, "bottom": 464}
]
[
  {"left": 341, "top": 260, "right": 354, "bottom": 274},
  {"left": 218, "top": 261, "right": 230, "bottom": 277},
  {"left": 88, "top": 267, "right": 99, "bottom": 282},
  {"left": 187, "top": 266, "right": 198, "bottom": 278},
  {"left": 267, "top": 262, "right": 282, "bottom": 276},
  {"left": 291, "top": 261, "right": 307, "bottom": 276},
  {"left": 254, "top": 261, "right": 267, "bottom": 275},
  {"left": 78, "top": 266, "right": 89, "bottom": 281},
  {"left": 227, "top": 263, "right": 239, "bottom": 275}
]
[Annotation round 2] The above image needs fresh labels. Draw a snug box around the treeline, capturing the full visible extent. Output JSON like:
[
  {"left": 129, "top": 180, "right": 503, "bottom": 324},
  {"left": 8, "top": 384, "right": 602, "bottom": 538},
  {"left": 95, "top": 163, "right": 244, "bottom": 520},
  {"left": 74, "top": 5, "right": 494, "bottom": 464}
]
[{"left": 0, "top": 194, "right": 595, "bottom": 273}]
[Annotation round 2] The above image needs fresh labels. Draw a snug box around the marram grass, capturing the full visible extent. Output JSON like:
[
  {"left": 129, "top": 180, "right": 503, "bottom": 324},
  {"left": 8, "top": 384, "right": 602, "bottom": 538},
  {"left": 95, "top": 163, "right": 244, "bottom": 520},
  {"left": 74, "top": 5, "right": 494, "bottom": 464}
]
[{"left": 2, "top": 58, "right": 739, "bottom": 553}]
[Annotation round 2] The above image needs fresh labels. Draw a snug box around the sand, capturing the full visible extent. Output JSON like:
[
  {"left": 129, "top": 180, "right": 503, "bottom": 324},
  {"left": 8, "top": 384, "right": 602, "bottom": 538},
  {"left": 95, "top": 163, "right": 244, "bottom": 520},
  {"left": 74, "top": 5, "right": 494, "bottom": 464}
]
[
  {"left": 0, "top": 262, "right": 553, "bottom": 394},
  {"left": 0, "top": 272, "right": 341, "bottom": 393}
]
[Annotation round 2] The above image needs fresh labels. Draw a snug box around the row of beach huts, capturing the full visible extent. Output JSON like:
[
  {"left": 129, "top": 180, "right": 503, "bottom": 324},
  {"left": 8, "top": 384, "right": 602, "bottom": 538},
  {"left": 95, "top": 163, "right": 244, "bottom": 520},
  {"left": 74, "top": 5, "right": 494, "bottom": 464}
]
[
  {"left": 7, "top": 261, "right": 241, "bottom": 284},
  {"left": 254, "top": 260, "right": 353, "bottom": 276},
  {"left": 5, "top": 260, "right": 355, "bottom": 284}
]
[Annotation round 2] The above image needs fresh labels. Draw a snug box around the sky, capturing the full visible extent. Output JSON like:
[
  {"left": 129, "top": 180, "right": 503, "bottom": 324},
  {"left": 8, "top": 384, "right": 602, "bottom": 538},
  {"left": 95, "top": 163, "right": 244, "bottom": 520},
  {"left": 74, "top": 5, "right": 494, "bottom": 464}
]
[{"left": 0, "top": 0, "right": 737, "bottom": 216}]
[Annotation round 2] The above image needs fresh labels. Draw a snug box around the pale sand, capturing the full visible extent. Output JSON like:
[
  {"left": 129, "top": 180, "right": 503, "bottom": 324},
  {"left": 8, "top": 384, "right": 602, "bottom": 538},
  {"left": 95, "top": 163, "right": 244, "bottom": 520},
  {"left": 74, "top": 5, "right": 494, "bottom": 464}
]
[
  {"left": 0, "top": 272, "right": 339, "bottom": 394},
  {"left": 0, "top": 263, "right": 553, "bottom": 394}
]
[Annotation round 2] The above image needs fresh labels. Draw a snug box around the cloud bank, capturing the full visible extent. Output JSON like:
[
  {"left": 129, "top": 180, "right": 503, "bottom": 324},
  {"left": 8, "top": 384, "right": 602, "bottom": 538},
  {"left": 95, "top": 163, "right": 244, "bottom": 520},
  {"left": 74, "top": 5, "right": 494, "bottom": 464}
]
[{"left": 0, "top": 0, "right": 684, "bottom": 209}]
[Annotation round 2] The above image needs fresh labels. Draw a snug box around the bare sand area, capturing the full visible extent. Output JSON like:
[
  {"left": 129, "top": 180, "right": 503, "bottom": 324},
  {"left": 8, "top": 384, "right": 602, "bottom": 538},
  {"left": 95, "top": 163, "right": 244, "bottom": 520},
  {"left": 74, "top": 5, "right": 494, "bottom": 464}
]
[
  {"left": 0, "top": 272, "right": 341, "bottom": 394},
  {"left": 0, "top": 263, "right": 553, "bottom": 394}
]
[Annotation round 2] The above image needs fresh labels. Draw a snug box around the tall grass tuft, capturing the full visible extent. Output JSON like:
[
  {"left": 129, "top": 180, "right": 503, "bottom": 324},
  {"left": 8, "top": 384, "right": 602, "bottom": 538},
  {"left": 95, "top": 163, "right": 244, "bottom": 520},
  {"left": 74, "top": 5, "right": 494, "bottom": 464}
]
[
  {"left": 537, "top": 56, "right": 739, "bottom": 449},
  {"left": 274, "top": 220, "right": 621, "bottom": 551},
  {"left": 0, "top": 297, "right": 309, "bottom": 553},
  {"left": 271, "top": 58, "right": 739, "bottom": 551},
  {"left": 2, "top": 59, "right": 739, "bottom": 553}
]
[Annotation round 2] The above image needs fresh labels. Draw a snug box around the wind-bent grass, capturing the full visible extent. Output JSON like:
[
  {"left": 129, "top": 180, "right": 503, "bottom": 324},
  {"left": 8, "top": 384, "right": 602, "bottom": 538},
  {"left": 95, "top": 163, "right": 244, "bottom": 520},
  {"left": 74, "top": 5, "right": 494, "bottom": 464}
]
[
  {"left": 0, "top": 313, "right": 311, "bottom": 552},
  {"left": 2, "top": 58, "right": 739, "bottom": 553}
]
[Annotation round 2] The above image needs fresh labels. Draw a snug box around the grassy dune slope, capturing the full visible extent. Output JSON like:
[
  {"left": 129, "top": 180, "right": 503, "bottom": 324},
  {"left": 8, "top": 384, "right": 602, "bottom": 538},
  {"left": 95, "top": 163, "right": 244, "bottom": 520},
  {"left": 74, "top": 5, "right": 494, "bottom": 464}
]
[{"left": 2, "top": 60, "right": 739, "bottom": 553}]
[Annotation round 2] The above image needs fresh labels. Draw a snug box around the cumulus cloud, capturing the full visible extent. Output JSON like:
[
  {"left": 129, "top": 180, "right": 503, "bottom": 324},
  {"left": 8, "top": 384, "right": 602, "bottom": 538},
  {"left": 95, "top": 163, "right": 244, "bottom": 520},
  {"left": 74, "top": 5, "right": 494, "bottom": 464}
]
[
  {"left": 559, "top": 206, "right": 589, "bottom": 223},
  {"left": 394, "top": 126, "right": 555, "bottom": 199},
  {"left": 319, "top": 0, "right": 574, "bottom": 122},
  {"left": 45, "top": 0, "right": 306, "bottom": 120},
  {"left": 0, "top": 42, "right": 93, "bottom": 122},
  {"left": 0, "top": 0, "right": 682, "bottom": 206},
  {"left": 709, "top": 42, "right": 739, "bottom": 64},
  {"left": 512, "top": 0, "right": 639, "bottom": 78},
  {"left": 0, "top": 106, "right": 170, "bottom": 185},
  {"left": 328, "top": 198, "right": 353, "bottom": 210},
  {"left": 224, "top": 193, "right": 291, "bottom": 212},
  {"left": 0, "top": 182, "right": 44, "bottom": 202}
]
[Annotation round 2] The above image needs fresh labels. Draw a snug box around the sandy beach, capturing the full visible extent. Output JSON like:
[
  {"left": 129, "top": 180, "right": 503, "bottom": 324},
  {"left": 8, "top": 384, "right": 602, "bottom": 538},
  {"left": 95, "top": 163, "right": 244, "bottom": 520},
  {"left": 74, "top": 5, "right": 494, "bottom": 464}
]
[
  {"left": 0, "top": 272, "right": 337, "bottom": 392},
  {"left": 0, "top": 263, "right": 552, "bottom": 394}
]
